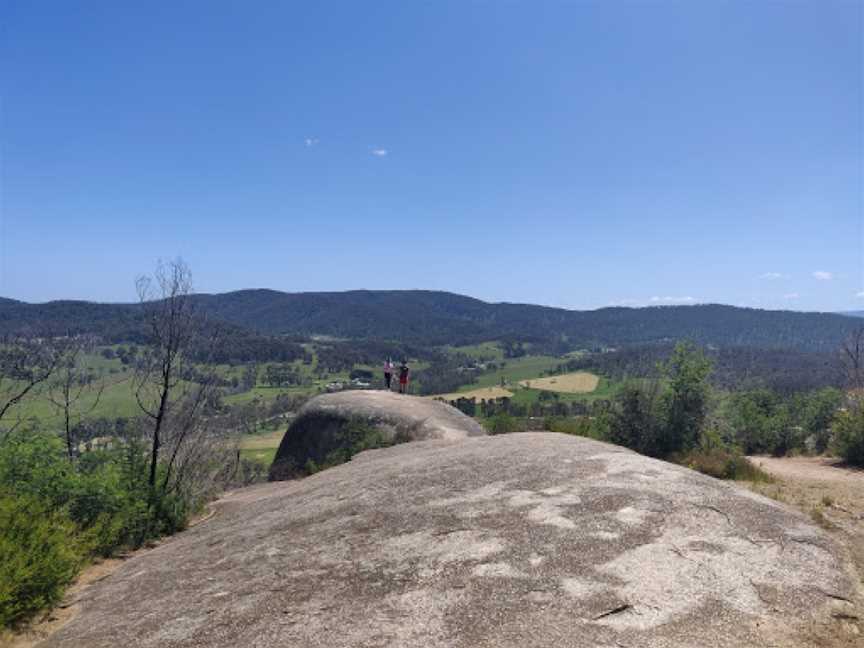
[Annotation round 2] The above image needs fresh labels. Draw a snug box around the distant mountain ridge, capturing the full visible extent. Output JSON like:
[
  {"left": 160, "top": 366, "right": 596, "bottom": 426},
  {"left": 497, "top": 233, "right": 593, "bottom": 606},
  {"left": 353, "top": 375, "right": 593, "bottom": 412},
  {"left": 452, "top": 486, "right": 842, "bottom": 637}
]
[{"left": 0, "top": 289, "right": 860, "bottom": 352}]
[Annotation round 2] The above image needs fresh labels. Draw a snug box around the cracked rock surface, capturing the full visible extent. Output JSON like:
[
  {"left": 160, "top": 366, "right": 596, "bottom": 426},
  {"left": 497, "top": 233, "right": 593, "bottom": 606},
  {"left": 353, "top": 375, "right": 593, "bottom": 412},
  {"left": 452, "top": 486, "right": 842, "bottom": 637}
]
[{"left": 44, "top": 433, "right": 858, "bottom": 648}]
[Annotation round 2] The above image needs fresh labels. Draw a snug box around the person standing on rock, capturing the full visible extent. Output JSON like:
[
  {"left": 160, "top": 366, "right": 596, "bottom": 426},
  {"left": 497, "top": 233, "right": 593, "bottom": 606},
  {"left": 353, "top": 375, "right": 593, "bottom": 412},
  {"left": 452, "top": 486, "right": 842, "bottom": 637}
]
[
  {"left": 383, "top": 358, "right": 394, "bottom": 390},
  {"left": 398, "top": 360, "right": 410, "bottom": 394}
]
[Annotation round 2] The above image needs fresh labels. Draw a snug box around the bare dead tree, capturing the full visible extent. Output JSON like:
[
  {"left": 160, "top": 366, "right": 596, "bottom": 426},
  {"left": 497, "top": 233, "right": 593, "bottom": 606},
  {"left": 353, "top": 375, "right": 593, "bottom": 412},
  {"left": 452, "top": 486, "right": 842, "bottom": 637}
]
[
  {"left": 133, "top": 259, "right": 202, "bottom": 490},
  {"left": 232, "top": 401, "right": 261, "bottom": 436},
  {"left": 159, "top": 373, "right": 218, "bottom": 492},
  {"left": 132, "top": 258, "right": 238, "bottom": 511},
  {"left": 0, "top": 336, "right": 61, "bottom": 437},
  {"left": 839, "top": 325, "right": 864, "bottom": 391},
  {"left": 162, "top": 392, "right": 242, "bottom": 502},
  {"left": 46, "top": 337, "right": 106, "bottom": 460}
]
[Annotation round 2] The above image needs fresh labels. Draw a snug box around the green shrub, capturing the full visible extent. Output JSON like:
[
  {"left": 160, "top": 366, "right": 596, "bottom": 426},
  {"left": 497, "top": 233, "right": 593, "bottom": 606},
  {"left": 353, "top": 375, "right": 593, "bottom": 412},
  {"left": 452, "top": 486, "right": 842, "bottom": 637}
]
[
  {"left": 793, "top": 387, "right": 843, "bottom": 454},
  {"left": 661, "top": 342, "right": 712, "bottom": 455},
  {"left": 727, "top": 389, "right": 789, "bottom": 456},
  {"left": 0, "top": 493, "right": 81, "bottom": 627},
  {"left": 543, "top": 416, "right": 608, "bottom": 441},
  {"left": 0, "top": 429, "right": 208, "bottom": 627},
  {"left": 832, "top": 404, "right": 864, "bottom": 467},
  {"left": 0, "top": 430, "right": 77, "bottom": 509},
  {"left": 0, "top": 430, "right": 187, "bottom": 558},
  {"left": 484, "top": 412, "right": 519, "bottom": 435},
  {"left": 322, "top": 418, "right": 391, "bottom": 467},
  {"left": 608, "top": 381, "right": 664, "bottom": 456}
]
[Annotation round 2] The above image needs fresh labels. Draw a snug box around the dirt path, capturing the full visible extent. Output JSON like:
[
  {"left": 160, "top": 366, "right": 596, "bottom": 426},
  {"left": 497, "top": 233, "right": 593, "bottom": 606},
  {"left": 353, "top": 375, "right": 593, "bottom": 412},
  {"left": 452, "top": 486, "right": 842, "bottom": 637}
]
[
  {"left": 749, "top": 456, "right": 864, "bottom": 486},
  {"left": 745, "top": 455, "right": 864, "bottom": 646}
]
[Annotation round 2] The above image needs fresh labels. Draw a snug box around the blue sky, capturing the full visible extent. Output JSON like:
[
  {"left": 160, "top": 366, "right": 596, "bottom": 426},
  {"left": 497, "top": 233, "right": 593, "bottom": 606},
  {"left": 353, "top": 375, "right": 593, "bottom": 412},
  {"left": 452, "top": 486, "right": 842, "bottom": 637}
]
[{"left": 1, "top": 1, "right": 861, "bottom": 311}]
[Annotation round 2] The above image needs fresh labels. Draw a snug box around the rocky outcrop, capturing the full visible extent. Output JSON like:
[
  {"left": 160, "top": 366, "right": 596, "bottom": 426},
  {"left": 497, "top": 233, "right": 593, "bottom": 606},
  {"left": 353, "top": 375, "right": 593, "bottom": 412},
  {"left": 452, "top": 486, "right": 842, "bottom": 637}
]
[
  {"left": 45, "top": 433, "right": 859, "bottom": 648},
  {"left": 268, "top": 390, "right": 485, "bottom": 479}
]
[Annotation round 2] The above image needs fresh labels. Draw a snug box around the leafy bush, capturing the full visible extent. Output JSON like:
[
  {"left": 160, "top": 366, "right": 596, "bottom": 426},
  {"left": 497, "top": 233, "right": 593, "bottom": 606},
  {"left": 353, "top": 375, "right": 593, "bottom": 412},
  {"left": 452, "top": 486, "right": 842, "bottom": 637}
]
[
  {"left": 0, "top": 430, "right": 184, "bottom": 555},
  {"left": 713, "top": 386, "right": 843, "bottom": 457},
  {"left": 726, "top": 389, "right": 788, "bottom": 455},
  {"left": 543, "top": 416, "right": 607, "bottom": 441},
  {"left": 832, "top": 403, "right": 864, "bottom": 467},
  {"left": 603, "top": 344, "right": 713, "bottom": 458},
  {"left": 321, "top": 418, "right": 392, "bottom": 469},
  {"left": 0, "top": 429, "right": 194, "bottom": 627},
  {"left": 284, "top": 419, "right": 392, "bottom": 477},
  {"left": 608, "top": 381, "right": 664, "bottom": 456},
  {"left": 661, "top": 342, "right": 712, "bottom": 455},
  {"left": 793, "top": 388, "right": 843, "bottom": 453},
  {"left": 0, "top": 430, "right": 77, "bottom": 509},
  {"left": 484, "top": 412, "right": 520, "bottom": 435},
  {"left": 0, "top": 494, "right": 81, "bottom": 627}
]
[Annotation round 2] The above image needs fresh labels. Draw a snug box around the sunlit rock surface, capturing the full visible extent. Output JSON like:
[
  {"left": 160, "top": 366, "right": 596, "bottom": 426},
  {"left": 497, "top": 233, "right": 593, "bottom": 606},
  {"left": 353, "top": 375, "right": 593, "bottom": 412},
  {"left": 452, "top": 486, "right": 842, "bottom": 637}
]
[{"left": 46, "top": 433, "right": 857, "bottom": 648}]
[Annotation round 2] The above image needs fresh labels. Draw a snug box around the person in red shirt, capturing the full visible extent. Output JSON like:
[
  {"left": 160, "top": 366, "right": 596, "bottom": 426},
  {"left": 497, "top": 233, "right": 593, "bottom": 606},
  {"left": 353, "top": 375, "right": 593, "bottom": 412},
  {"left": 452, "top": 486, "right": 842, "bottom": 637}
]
[{"left": 398, "top": 361, "right": 410, "bottom": 394}]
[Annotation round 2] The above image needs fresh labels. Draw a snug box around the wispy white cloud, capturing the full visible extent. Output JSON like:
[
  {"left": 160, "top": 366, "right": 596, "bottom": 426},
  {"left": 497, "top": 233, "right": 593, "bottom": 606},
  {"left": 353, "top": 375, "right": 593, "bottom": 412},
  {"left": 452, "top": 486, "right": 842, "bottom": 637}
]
[
  {"left": 649, "top": 296, "right": 696, "bottom": 304},
  {"left": 371, "top": 148, "right": 388, "bottom": 157},
  {"left": 608, "top": 296, "right": 699, "bottom": 307},
  {"left": 759, "top": 272, "right": 787, "bottom": 280},
  {"left": 813, "top": 271, "right": 833, "bottom": 281},
  {"left": 304, "top": 137, "right": 319, "bottom": 147},
  {"left": 856, "top": 291, "right": 864, "bottom": 299},
  {"left": 783, "top": 292, "right": 800, "bottom": 300}
]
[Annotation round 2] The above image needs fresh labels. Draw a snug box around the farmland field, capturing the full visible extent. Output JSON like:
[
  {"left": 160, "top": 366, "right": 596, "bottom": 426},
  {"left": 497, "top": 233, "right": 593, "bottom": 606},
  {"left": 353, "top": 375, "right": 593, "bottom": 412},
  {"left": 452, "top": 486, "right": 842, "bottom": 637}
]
[
  {"left": 471, "top": 355, "right": 561, "bottom": 388},
  {"left": 239, "top": 447, "right": 278, "bottom": 466},
  {"left": 519, "top": 372, "right": 599, "bottom": 394},
  {"left": 433, "top": 386, "right": 514, "bottom": 402},
  {"left": 239, "top": 429, "right": 284, "bottom": 450},
  {"left": 238, "top": 429, "right": 284, "bottom": 466}
]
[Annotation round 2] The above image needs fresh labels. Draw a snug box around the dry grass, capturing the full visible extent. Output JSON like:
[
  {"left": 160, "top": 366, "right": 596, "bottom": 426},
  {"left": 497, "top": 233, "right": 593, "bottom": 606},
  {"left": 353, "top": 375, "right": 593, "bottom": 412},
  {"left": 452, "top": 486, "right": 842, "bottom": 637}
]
[
  {"left": 742, "top": 456, "right": 864, "bottom": 645},
  {"left": 679, "top": 448, "right": 774, "bottom": 482},
  {"left": 519, "top": 371, "right": 599, "bottom": 394},
  {"left": 433, "top": 386, "right": 514, "bottom": 402}
]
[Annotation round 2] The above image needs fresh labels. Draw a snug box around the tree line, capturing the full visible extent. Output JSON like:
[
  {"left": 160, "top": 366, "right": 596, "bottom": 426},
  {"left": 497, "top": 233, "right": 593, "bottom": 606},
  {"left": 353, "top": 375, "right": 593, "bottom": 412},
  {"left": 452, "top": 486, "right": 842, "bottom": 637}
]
[
  {"left": 558, "top": 344, "right": 843, "bottom": 394},
  {"left": 4, "top": 291, "right": 862, "bottom": 353},
  {"left": 482, "top": 341, "right": 863, "bottom": 474}
]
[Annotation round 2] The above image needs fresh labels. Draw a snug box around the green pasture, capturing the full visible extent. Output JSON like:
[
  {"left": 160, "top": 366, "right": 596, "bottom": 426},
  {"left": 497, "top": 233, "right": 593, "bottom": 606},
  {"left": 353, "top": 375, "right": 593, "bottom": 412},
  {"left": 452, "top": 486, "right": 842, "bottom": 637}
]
[
  {"left": 468, "top": 355, "right": 561, "bottom": 389},
  {"left": 7, "top": 373, "right": 141, "bottom": 427},
  {"left": 447, "top": 342, "right": 505, "bottom": 361},
  {"left": 239, "top": 447, "right": 277, "bottom": 466},
  {"left": 238, "top": 428, "right": 284, "bottom": 467}
]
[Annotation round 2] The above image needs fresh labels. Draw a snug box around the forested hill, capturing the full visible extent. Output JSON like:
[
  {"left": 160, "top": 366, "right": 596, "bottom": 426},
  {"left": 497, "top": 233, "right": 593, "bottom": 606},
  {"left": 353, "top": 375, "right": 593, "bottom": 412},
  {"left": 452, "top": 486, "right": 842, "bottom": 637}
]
[{"left": 0, "top": 289, "right": 860, "bottom": 352}]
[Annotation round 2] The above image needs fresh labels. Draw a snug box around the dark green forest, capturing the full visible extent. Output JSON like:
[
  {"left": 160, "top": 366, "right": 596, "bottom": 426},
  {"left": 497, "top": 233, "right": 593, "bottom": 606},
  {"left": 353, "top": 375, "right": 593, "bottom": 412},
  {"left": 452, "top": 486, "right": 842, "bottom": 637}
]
[{"left": 1, "top": 289, "right": 860, "bottom": 352}]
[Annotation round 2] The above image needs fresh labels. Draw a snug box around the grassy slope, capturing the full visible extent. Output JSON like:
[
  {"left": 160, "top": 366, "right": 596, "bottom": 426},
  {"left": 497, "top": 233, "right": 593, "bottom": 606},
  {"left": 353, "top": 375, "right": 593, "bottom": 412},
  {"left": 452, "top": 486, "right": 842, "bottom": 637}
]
[
  {"left": 238, "top": 429, "right": 285, "bottom": 466},
  {"left": 7, "top": 350, "right": 137, "bottom": 424}
]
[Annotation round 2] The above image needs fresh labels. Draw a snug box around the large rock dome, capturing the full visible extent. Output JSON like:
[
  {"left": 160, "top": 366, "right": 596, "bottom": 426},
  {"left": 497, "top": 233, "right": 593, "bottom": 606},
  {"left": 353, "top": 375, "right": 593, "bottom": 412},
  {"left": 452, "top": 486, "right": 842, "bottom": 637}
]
[
  {"left": 268, "top": 390, "right": 486, "bottom": 479},
  {"left": 45, "top": 432, "right": 857, "bottom": 648}
]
